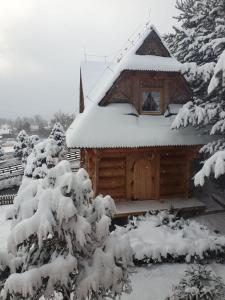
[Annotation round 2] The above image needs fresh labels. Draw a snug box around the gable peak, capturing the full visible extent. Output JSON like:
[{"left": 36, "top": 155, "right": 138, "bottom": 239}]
[{"left": 136, "top": 25, "right": 171, "bottom": 57}]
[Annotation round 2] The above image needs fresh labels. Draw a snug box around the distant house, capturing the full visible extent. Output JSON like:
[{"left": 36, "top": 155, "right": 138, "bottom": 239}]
[
  {"left": 67, "top": 25, "right": 210, "bottom": 208},
  {"left": 30, "top": 124, "right": 40, "bottom": 132},
  {"left": 0, "top": 124, "right": 13, "bottom": 137}
]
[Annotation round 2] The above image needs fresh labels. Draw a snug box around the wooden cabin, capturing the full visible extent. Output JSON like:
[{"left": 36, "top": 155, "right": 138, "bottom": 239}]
[{"left": 67, "top": 25, "right": 210, "bottom": 212}]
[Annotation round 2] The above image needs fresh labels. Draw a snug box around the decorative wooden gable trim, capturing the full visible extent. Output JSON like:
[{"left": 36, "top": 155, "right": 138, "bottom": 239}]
[
  {"left": 136, "top": 30, "right": 171, "bottom": 57},
  {"left": 79, "top": 69, "right": 85, "bottom": 113},
  {"left": 99, "top": 71, "right": 191, "bottom": 114}
]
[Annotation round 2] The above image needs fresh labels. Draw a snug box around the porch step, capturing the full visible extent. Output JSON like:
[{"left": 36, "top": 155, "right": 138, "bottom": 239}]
[{"left": 114, "top": 198, "right": 206, "bottom": 218}]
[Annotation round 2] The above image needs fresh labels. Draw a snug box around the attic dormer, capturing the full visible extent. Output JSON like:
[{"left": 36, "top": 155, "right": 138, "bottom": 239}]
[{"left": 79, "top": 26, "right": 191, "bottom": 115}]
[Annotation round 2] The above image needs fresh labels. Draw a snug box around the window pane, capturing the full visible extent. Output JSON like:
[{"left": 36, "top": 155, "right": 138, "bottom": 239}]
[{"left": 142, "top": 91, "right": 161, "bottom": 112}]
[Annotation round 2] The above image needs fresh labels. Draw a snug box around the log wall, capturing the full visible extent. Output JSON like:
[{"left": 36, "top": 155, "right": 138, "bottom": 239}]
[
  {"left": 85, "top": 147, "right": 199, "bottom": 201},
  {"left": 160, "top": 152, "right": 188, "bottom": 198}
]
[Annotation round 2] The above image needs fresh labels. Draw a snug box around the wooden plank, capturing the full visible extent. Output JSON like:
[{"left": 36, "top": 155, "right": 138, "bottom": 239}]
[
  {"left": 186, "top": 160, "right": 192, "bottom": 198},
  {"left": 160, "top": 169, "right": 186, "bottom": 176},
  {"left": 98, "top": 177, "right": 125, "bottom": 189},
  {"left": 99, "top": 158, "right": 125, "bottom": 168},
  {"left": 160, "top": 163, "right": 186, "bottom": 170},
  {"left": 160, "top": 186, "right": 185, "bottom": 196},
  {"left": 160, "top": 176, "right": 185, "bottom": 185},
  {"left": 126, "top": 155, "right": 133, "bottom": 199},
  {"left": 155, "top": 154, "right": 160, "bottom": 199},
  {"left": 94, "top": 157, "right": 100, "bottom": 196},
  {"left": 99, "top": 167, "right": 125, "bottom": 177}
]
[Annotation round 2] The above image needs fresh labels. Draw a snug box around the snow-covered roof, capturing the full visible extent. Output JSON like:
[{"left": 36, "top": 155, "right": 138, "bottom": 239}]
[
  {"left": 81, "top": 25, "right": 182, "bottom": 110},
  {"left": 66, "top": 103, "right": 212, "bottom": 148},
  {"left": 81, "top": 61, "right": 108, "bottom": 108}
]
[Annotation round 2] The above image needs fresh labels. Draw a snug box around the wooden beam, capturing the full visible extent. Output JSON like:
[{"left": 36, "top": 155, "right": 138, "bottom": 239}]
[{"left": 156, "top": 153, "right": 160, "bottom": 199}]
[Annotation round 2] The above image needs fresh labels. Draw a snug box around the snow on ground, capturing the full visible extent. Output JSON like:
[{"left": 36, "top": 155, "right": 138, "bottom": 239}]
[
  {"left": 122, "top": 264, "right": 187, "bottom": 300},
  {"left": 2, "top": 146, "right": 14, "bottom": 153},
  {"left": 194, "top": 212, "right": 225, "bottom": 235},
  {"left": 0, "top": 205, "right": 12, "bottom": 250}
]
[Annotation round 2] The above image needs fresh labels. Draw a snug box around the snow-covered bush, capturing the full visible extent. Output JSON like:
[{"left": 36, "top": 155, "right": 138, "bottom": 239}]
[
  {"left": 49, "top": 122, "right": 65, "bottom": 148},
  {"left": 23, "top": 123, "right": 66, "bottom": 179},
  {"left": 0, "top": 161, "right": 131, "bottom": 299},
  {"left": 0, "top": 146, "right": 4, "bottom": 160},
  {"left": 125, "top": 211, "right": 225, "bottom": 264},
  {"left": 166, "top": 264, "right": 225, "bottom": 300},
  {"left": 14, "top": 130, "right": 39, "bottom": 165},
  {"left": 0, "top": 176, "right": 22, "bottom": 191},
  {"left": 24, "top": 135, "right": 66, "bottom": 179},
  {"left": 13, "top": 130, "right": 29, "bottom": 160}
]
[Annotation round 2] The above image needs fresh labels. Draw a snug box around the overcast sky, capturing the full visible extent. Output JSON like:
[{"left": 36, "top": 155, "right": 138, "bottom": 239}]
[{"left": 0, "top": 0, "right": 178, "bottom": 119}]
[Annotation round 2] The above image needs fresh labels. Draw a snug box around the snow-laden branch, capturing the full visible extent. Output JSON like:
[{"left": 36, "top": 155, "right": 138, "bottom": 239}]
[
  {"left": 194, "top": 150, "right": 225, "bottom": 186},
  {"left": 208, "top": 50, "right": 225, "bottom": 94},
  {"left": 171, "top": 101, "right": 219, "bottom": 130}
]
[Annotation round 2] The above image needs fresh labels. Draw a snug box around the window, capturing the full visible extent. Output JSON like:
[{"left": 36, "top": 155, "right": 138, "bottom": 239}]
[{"left": 142, "top": 91, "right": 161, "bottom": 113}]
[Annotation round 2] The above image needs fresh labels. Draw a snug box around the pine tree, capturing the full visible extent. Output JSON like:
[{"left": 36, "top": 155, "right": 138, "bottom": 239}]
[
  {"left": 164, "top": 0, "right": 225, "bottom": 185},
  {"left": 13, "top": 130, "right": 29, "bottom": 160},
  {"left": 0, "top": 161, "right": 131, "bottom": 299},
  {"left": 24, "top": 138, "right": 64, "bottom": 179},
  {"left": 14, "top": 131, "right": 39, "bottom": 165},
  {"left": 49, "top": 122, "right": 65, "bottom": 148},
  {"left": 166, "top": 264, "right": 225, "bottom": 300},
  {"left": 24, "top": 123, "right": 66, "bottom": 179},
  {"left": 21, "top": 134, "right": 40, "bottom": 166}
]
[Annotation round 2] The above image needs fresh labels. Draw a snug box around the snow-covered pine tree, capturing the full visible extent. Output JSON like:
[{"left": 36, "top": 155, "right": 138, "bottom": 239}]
[
  {"left": 14, "top": 131, "right": 40, "bottom": 165},
  {"left": 13, "top": 130, "right": 29, "bottom": 160},
  {"left": 166, "top": 264, "right": 225, "bottom": 300},
  {"left": 24, "top": 138, "right": 64, "bottom": 179},
  {"left": 21, "top": 134, "right": 40, "bottom": 166},
  {"left": 0, "top": 146, "right": 4, "bottom": 160},
  {"left": 49, "top": 122, "right": 65, "bottom": 148},
  {"left": 24, "top": 123, "right": 66, "bottom": 179},
  {"left": 164, "top": 0, "right": 225, "bottom": 185},
  {"left": 0, "top": 160, "right": 131, "bottom": 300}
]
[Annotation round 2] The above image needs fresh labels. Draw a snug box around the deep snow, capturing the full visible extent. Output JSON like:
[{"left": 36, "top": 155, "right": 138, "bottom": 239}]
[{"left": 1, "top": 206, "right": 225, "bottom": 300}]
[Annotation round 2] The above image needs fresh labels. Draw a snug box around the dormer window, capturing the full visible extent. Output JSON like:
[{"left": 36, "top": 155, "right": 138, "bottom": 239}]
[{"left": 142, "top": 89, "right": 162, "bottom": 114}]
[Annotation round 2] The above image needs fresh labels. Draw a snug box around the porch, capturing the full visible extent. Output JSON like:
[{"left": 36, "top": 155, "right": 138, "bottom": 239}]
[{"left": 114, "top": 198, "right": 206, "bottom": 218}]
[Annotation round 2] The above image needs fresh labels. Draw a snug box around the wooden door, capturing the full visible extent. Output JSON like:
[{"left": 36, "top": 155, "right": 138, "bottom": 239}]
[{"left": 133, "top": 156, "right": 153, "bottom": 200}]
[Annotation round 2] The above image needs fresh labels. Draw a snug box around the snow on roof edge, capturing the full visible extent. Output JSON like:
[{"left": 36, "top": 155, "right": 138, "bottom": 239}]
[
  {"left": 67, "top": 144, "right": 204, "bottom": 149},
  {"left": 66, "top": 103, "right": 212, "bottom": 149}
]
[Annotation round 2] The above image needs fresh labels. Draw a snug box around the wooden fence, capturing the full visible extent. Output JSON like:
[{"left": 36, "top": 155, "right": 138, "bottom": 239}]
[
  {"left": 0, "top": 149, "right": 81, "bottom": 206},
  {"left": 0, "top": 194, "right": 15, "bottom": 205}
]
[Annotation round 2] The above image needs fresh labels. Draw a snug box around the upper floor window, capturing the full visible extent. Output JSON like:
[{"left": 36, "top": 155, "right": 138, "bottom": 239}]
[{"left": 142, "top": 90, "right": 161, "bottom": 114}]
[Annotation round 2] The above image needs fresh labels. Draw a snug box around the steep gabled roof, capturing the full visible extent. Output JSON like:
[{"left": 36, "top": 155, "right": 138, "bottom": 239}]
[
  {"left": 80, "top": 25, "right": 182, "bottom": 110},
  {"left": 67, "top": 26, "right": 194, "bottom": 149}
]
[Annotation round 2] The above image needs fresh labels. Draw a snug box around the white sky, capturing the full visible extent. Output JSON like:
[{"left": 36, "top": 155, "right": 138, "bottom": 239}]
[{"left": 0, "top": 0, "right": 178, "bottom": 118}]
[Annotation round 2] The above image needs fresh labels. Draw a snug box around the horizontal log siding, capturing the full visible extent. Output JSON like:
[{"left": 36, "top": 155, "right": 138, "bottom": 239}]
[
  {"left": 160, "top": 152, "right": 187, "bottom": 198},
  {"left": 98, "top": 157, "right": 126, "bottom": 200},
  {"left": 85, "top": 147, "right": 200, "bottom": 201}
]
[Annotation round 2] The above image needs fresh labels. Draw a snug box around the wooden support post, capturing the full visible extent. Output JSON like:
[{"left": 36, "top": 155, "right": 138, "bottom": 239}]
[
  {"left": 155, "top": 153, "right": 161, "bottom": 199},
  {"left": 94, "top": 153, "right": 100, "bottom": 197},
  {"left": 185, "top": 156, "right": 192, "bottom": 199}
]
